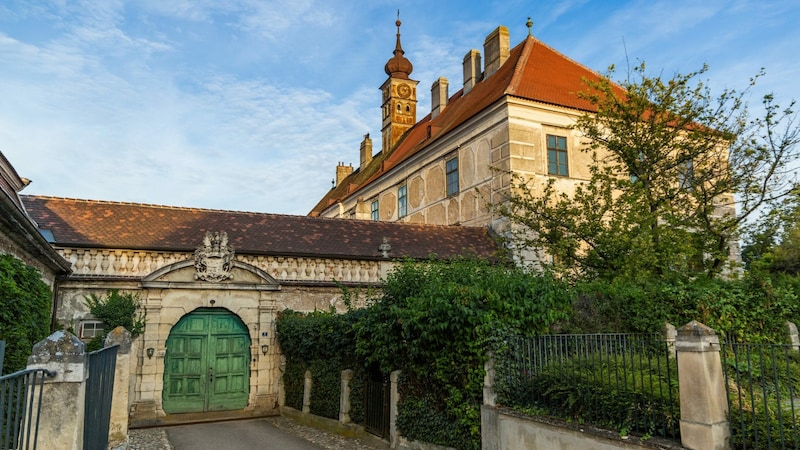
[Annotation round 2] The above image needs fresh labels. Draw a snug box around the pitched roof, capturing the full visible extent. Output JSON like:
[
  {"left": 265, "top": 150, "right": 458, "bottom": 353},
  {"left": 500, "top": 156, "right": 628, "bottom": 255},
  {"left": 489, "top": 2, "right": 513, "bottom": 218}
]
[
  {"left": 21, "top": 196, "right": 500, "bottom": 261},
  {"left": 310, "top": 35, "right": 623, "bottom": 216}
]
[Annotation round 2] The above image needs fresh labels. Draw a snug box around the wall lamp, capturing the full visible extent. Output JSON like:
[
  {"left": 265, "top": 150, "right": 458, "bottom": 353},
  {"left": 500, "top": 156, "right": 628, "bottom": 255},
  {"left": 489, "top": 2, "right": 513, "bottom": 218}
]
[
  {"left": 146, "top": 347, "right": 155, "bottom": 359},
  {"left": 261, "top": 344, "right": 269, "bottom": 356}
]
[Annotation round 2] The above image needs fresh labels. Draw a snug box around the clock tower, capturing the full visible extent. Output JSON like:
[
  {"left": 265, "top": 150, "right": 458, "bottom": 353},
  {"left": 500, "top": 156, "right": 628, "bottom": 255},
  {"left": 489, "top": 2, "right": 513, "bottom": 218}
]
[{"left": 381, "top": 16, "right": 418, "bottom": 153}]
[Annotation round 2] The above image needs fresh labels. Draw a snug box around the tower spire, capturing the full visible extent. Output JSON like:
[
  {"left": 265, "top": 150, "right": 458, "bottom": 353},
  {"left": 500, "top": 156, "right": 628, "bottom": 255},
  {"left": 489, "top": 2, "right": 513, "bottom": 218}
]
[{"left": 384, "top": 10, "right": 413, "bottom": 79}]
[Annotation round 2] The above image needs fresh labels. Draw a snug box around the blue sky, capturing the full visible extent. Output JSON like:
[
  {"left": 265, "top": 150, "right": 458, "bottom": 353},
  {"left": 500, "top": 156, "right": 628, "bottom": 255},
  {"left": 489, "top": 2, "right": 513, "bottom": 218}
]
[{"left": 1, "top": 0, "right": 798, "bottom": 215}]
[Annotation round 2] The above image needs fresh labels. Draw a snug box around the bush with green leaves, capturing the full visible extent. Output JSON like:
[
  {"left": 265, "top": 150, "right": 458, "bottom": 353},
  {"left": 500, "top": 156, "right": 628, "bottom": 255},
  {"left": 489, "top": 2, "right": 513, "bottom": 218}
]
[
  {"left": 276, "top": 307, "right": 367, "bottom": 422},
  {"left": 353, "top": 258, "right": 573, "bottom": 449},
  {"left": 0, "top": 254, "right": 52, "bottom": 373},
  {"left": 83, "top": 289, "right": 146, "bottom": 350},
  {"left": 567, "top": 273, "right": 800, "bottom": 343}
]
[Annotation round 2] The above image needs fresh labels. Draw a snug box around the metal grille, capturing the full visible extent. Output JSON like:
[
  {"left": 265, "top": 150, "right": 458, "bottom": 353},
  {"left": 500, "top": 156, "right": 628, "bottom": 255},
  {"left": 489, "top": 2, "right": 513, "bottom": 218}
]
[
  {"left": 83, "top": 345, "right": 117, "bottom": 450},
  {"left": 364, "top": 378, "right": 389, "bottom": 438},
  {"left": 722, "top": 342, "right": 800, "bottom": 449},
  {"left": 498, "top": 333, "right": 679, "bottom": 439},
  {"left": 0, "top": 368, "right": 55, "bottom": 450}
]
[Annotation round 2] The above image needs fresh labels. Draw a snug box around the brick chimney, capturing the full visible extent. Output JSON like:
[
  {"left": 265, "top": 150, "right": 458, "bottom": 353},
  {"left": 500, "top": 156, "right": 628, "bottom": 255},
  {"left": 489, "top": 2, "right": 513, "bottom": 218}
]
[
  {"left": 336, "top": 162, "right": 353, "bottom": 187},
  {"left": 431, "top": 77, "right": 449, "bottom": 119},
  {"left": 462, "top": 49, "right": 481, "bottom": 95},
  {"left": 483, "top": 26, "right": 509, "bottom": 79},
  {"left": 360, "top": 134, "right": 373, "bottom": 170}
]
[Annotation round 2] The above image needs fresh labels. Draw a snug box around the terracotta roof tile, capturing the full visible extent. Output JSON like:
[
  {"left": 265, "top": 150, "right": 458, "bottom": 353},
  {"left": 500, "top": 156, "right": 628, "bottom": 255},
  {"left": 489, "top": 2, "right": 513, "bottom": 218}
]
[
  {"left": 22, "top": 196, "right": 500, "bottom": 261},
  {"left": 310, "top": 36, "right": 624, "bottom": 215}
]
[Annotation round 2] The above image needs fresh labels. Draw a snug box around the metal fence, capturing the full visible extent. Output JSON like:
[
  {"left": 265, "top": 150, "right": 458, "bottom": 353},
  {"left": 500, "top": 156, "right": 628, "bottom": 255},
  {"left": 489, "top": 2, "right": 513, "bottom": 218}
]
[
  {"left": 721, "top": 342, "right": 800, "bottom": 449},
  {"left": 0, "top": 340, "right": 5, "bottom": 375},
  {"left": 0, "top": 368, "right": 55, "bottom": 450},
  {"left": 496, "top": 333, "right": 679, "bottom": 439}
]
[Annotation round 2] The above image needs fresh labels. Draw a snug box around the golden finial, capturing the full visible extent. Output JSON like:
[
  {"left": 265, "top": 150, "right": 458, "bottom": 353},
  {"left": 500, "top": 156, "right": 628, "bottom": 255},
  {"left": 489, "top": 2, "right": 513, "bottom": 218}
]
[{"left": 526, "top": 17, "right": 533, "bottom": 36}]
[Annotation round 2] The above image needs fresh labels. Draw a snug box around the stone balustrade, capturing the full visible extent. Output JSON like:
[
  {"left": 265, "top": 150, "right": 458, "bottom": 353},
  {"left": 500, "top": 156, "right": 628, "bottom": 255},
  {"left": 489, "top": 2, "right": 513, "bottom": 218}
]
[{"left": 57, "top": 248, "right": 386, "bottom": 284}]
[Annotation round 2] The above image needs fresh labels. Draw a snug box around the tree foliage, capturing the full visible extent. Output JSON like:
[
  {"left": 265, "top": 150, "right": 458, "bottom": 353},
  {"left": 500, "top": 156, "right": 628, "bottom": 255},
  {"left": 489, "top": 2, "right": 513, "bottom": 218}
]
[
  {"left": 0, "top": 254, "right": 52, "bottom": 373},
  {"left": 353, "top": 258, "right": 572, "bottom": 448},
  {"left": 499, "top": 63, "right": 800, "bottom": 280},
  {"left": 84, "top": 289, "right": 146, "bottom": 349}
]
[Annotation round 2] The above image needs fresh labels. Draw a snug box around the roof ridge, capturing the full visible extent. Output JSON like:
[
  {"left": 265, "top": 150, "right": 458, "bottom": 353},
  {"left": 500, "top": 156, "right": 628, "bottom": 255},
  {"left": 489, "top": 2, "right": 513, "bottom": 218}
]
[
  {"left": 21, "top": 195, "right": 276, "bottom": 216},
  {"left": 507, "top": 35, "right": 535, "bottom": 94}
]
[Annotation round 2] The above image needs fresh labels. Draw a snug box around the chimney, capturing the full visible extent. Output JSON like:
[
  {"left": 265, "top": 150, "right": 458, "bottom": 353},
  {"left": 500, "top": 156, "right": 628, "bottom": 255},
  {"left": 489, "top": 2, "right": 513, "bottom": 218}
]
[
  {"left": 336, "top": 162, "right": 353, "bottom": 187},
  {"left": 431, "top": 77, "right": 449, "bottom": 119},
  {"left": 360, "top": 133, "right": 373, "bottom": 169},
  {"left": 462, "top": 49, "right": 481, "bottom": 95},
  {"left": 483, "top": 26, "right": 510, "bottom": 79}
]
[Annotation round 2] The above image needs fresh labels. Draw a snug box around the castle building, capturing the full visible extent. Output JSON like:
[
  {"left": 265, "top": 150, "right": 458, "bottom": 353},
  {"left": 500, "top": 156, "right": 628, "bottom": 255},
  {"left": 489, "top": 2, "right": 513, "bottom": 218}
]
[{"left": 310, "top": 22, "right": 619, "bottom": 236}]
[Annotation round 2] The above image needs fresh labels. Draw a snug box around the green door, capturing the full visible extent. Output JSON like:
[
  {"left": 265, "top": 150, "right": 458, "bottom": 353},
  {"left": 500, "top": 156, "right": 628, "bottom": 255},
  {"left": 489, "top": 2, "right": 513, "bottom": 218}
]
[{"left": 163, "top": 308, "right": 251, "bottom": 413}]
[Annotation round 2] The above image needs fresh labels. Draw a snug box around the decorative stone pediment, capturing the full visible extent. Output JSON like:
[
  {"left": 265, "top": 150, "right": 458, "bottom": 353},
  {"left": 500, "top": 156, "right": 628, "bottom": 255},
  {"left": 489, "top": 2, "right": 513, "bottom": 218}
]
[{"left": 194, "top": 231, "right": 234, "bottom": 282}]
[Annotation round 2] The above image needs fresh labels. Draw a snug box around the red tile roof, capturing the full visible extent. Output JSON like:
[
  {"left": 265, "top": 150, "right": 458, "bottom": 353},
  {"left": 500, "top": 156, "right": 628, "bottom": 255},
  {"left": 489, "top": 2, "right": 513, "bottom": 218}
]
[
  {"left": 310, "top": 35, "right": 624, "bottom": 216},
  {"left": 22, "top": 196, "right": 500, "bottom": 261}
]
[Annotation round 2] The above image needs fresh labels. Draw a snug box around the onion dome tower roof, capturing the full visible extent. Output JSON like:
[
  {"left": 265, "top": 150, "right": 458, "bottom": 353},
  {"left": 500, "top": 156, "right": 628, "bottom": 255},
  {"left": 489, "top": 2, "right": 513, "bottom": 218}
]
[{"left": 384, "top": 18, "right": 413, "bottom": 79}]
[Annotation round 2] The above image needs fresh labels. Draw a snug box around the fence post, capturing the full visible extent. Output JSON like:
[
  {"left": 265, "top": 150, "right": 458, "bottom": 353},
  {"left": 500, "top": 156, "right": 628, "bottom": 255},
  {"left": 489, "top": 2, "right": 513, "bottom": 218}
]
[
  {"left": 339, "top": 369, "right": 353, "bottom": 424},
  {"left": 664, "top": 322, "right": 677, "bottom": 358},
  {"left": 26, "top": 330, "right": 87, "bottom": 450},
  {"left": 303, "top": 369, "right": 312, "bottom": 414},
  {"left": 0, "top": 339, "right": 5, "bottom": 374},
  {"left": 389, "top": 370, "right": 401, "bottom": 449},
  {"left": 676, "top": 320, "right": 730, "bottom": 450},
  {"left": 105, "top": 327, "right": 132, "bottom": 450},
  {"left": 481, "top": 353, "right": 499, "bottom": 450},
  {"left": 787, "top": 321, "right": 800, "bottom": 351}
]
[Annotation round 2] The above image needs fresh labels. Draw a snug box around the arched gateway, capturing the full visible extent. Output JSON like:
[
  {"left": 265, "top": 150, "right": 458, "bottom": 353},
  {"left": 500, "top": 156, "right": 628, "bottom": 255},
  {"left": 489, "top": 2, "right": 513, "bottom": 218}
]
[{"left": 163, "top": 308, "right": 251, "bottom": 413}]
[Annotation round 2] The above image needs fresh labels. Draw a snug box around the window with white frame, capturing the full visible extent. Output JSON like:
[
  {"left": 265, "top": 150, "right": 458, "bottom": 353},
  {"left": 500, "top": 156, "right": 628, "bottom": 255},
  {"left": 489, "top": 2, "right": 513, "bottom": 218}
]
[{"left": 80, "top": 320, "right": 104, "bottom": 339}]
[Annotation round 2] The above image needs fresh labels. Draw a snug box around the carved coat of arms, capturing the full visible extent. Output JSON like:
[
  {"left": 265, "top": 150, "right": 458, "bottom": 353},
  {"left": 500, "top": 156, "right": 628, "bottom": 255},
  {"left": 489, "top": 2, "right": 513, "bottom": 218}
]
[{"left": 194, "top": 231, "right": 234, "bottom": 282}]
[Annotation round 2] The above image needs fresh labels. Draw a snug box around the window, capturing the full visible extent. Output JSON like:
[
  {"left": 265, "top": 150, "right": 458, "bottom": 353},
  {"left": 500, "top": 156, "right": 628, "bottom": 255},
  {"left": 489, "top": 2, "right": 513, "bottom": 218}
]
[
  {"left": 398, "top": 185, "right": 408, "bottom": 218},
  {"left": 80, "top": 320, "right": 104, "bottom": 339},
  {"left": 371, "top": 199, "right": 379, "bottom": 221},
  {"left": 446, "top": 157, "right": 459, "bottom": 196},
  {"left": 679, "top": 159, "right": 694, "bottom": 190},
  {"left": 547, "top": 135, "right": 568, "bottom": 176}
]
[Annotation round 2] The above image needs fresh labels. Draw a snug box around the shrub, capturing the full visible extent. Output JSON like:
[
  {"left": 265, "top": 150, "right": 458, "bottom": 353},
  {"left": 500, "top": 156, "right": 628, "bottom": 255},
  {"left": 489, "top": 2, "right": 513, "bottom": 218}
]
[
  {"left": 0, "top": 255, "right": 52, "bottom": 372},
  {"left": 83, "top": 289, "right": 146, "bottom": 350}
]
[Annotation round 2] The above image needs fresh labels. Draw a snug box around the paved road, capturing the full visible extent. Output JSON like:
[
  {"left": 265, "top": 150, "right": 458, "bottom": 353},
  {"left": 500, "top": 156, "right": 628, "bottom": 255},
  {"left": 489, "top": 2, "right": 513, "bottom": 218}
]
[{"left": 167, "top": 418, "right": 324, "bottom": 450}]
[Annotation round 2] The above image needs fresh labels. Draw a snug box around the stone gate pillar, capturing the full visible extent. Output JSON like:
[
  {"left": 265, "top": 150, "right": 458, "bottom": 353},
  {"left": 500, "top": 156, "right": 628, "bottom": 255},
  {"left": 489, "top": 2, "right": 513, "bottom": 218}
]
[
  {"left": 105, "top": 327, "right": 133, "bottom": 450},
  {"left": 676, "top": 320, "right": 730, "bottom": 450},
  {"left": 26, "top": 330, "right": 87, "bottom": 450}
]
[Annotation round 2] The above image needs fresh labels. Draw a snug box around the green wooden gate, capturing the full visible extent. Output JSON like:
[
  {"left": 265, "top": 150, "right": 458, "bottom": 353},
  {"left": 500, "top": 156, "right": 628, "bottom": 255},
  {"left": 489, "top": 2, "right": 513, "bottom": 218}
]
[{"left": 162, "top": 308, "right": 250, "bottom": 413}]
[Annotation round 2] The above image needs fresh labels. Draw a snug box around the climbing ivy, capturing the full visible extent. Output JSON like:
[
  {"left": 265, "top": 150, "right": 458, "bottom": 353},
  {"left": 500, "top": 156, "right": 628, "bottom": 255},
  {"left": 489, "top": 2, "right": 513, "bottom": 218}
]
[
  {"left": 0, "top": 254, "right": 52, "bottom": 372},
  {"left": 84, "top": 289, "right": 146, "bottom": 350}
]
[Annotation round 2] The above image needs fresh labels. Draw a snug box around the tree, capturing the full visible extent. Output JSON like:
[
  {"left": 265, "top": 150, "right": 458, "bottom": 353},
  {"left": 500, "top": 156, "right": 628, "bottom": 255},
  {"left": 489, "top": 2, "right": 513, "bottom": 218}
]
[
  {"left": 499, "top": 63, "right": 800, "bottom": 280},
  {"left": 742, "top": 188, "right": 800, "bottom": 274}
]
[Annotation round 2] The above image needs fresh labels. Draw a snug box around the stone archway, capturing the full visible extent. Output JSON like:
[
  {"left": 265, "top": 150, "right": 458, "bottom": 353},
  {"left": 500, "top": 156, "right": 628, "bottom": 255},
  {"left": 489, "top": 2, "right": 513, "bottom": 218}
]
[{"left": 162, "top": 307, "right": 251, "bottom": 414}]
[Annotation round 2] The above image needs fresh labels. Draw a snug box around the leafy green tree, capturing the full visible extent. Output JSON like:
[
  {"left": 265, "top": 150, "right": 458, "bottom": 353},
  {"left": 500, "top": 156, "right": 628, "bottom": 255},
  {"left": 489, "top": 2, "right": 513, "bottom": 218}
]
[
  {"left": 0, "top": 254, "right": 52, "bottom": 372},
  {"left": 743, "top": 188, "right": 800, "bottom": 274},
  {"left": 499, "top": 63, "right": 800, "bottom": 280},
  {"left": 84, "top": 289, "right": 146, "bottom": 350},
  {"left": 353, "top": 258, "right": 572, "bottom": 448}
]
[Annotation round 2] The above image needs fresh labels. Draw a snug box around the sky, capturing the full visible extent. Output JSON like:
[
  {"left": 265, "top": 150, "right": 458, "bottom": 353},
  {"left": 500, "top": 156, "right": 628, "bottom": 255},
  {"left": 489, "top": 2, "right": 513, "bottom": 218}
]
[{"left": 1, "top": 0, "right": 798, "bottom": 215}]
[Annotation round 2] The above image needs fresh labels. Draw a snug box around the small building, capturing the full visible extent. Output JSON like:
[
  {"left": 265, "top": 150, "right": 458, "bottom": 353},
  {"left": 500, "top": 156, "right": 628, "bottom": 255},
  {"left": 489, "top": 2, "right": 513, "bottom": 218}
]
[{"left": 21, "top": 195, "right": 499, "bottom": 423}]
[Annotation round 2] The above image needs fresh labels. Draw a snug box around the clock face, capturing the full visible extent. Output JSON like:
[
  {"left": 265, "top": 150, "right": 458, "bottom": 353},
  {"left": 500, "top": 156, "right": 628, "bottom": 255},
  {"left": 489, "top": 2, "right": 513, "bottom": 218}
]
[{"left": 397, "top": 83, "right": 411, "bottom": 98}]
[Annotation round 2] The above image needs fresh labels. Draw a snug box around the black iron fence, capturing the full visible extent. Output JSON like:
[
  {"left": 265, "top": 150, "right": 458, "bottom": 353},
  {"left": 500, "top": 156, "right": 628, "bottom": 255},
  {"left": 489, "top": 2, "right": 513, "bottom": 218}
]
[
  {"left": 83, "top": 345, "right": 117, "bottom": 450},
  {"left": 496, "top": 333, "right": 680, "bottom": 439},
  {"left": 0, "top": 367, "right": 55, "bottom": 450},
  {"left": 722, "top": 342, "right": 800, "bottom": 449}
]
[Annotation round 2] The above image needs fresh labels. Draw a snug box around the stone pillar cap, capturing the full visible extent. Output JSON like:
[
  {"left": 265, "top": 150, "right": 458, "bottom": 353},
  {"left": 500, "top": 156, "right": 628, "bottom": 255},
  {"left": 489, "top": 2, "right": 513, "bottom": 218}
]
[{"left": 28, "top": 330, "right": 85, "bottom": 365}]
